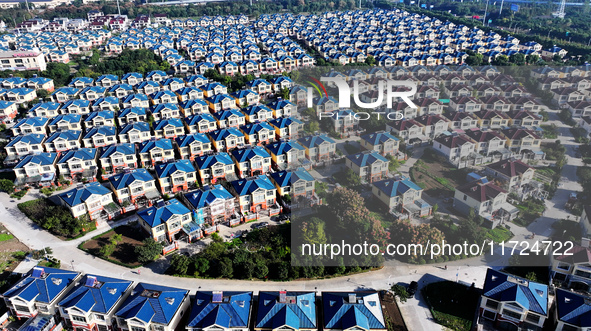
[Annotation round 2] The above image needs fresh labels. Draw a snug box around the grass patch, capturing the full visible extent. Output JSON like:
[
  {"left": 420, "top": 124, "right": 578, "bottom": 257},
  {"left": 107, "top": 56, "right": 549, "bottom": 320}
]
[
  {"left": 423, "top": 281, "right": 480, "bottom": 331},
  {"left": 513, "top": 198, "right": 545, "bottom": 227},
  {"left": 18, "top": 198, "right": 95, "bottom": 240},
  {"left": 79, "top": 224, "right": 146, "bottom": 268},
  {"left": 486, "top": 226, "right": 513, "bottom": 243},
  {"left": 0, "top": 233, "right": 14, "bottom": 241}
]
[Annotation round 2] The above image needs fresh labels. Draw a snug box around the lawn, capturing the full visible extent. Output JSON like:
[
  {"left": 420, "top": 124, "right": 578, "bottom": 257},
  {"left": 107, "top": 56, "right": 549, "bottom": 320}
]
[
  {"left": 485, "top": 226, "right": 513, "bottom": 243},
  {"left": 80, "top": 224, "right": 146, "bottom": 267},
  {"left": 513, "top": 198, "right": 545, "bottom": 227},
  {"left": 0, "top": 233, "right": 14, "bottom": 241},
  {"left": 410, "top": 148, "right": 471, "bottom": 197},
  {"left": 422, "top": 281, "right": 480, "bottom": 331}
]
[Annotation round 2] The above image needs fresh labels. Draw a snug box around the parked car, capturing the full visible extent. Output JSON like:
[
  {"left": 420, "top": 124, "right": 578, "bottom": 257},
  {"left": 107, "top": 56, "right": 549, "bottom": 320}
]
[{"left": 407, "top": 281, "right": 418, "bottom": 296}]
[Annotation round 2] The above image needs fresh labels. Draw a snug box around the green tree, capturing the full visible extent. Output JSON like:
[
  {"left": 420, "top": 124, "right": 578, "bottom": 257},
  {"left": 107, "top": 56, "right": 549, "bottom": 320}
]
[
  {"left": 279, "top": 87, "right": 290, "bottom": 100},
  {"left": 193, "top": 257, "right": 210, "bottom": 276},
  {"left": 134, "top": 239, "right": 163, "bottom": 264},
  {"left": 509, "top": 53, "right": 526, "bottom": 65},
  {"left": 391, "top": 284, "right": 410, "bottom": 302},
  {"left": 255, "top": 262, "right": 269, "bottom": 278},
  {"left": 365, "top": 55, "right": 376, "bottom": 66},
  {"left": 0, "top": 179, "right": 14, "bottom": 193},
  {"left": 217, "top": 257, "right": 234, "bottom": 278},
  {"left": 170, "top": 254, "right": 190, "bottom": 275},
  {"left": 300, "top": 217, "right": 327, "bottom": 246}
]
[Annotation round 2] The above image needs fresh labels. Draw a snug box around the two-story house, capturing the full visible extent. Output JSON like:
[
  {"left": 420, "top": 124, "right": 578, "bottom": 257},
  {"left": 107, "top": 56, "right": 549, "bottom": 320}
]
[
  {"left": 138, "top": 139, "right": 175, "bottom": 168},
  {"left": 479, "top": 269, "right": 548, "bottom": 331},
  {"left": 346, "top": 151, "right": 390, "bottom": 183},
  {"left": 183, "top": 185, "right": 238, "bottom": 229},
  {"left": 154, "top": 160, "right": 197, "bottom": 194},
  {"left": 1, "top": 266, "right": 80, "bottom": 318},
  {"left": 58, "top": 182, "right": 120, "bottom": 221},
  {"left": 108, "top": 168, "right": 160, "bottom": 210},
  {"left": 454, "top": 178, "right": 518, "bottom": 227},
  {"left": 114, "top": 283, "right": 190, "bottom": 331},
  {"left": 58, "top": 275, "right": 133, "bottom": 331},
  {"left": 13, "top": 152, "right": 58, "bottom": 187},
  {"left": 57, "top": 148, "right": 98, "bottom": 181},
  {"left": 137, "top": 199, "right": 193, "bottom": 243},
  {"left": 372, "top": 178, "right": 431, "bottom": 217},
  {"left": 297, "top": 135, "right": 337, "bottom": 163}
]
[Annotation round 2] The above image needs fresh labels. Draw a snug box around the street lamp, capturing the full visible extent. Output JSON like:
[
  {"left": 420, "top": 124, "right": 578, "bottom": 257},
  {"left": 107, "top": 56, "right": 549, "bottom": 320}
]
[{"left": 70, "top": 260, "right": 75, "bottom": 271}]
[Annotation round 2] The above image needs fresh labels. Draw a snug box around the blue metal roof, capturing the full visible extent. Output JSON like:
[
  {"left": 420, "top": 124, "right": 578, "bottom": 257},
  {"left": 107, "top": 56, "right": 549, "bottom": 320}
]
[
  {"left": 212, "top": 109, "right": 244, "bottom": 121},
  {"left": 265, "top": 141, "right": 305, "bottom": 156},
  {"left": 241, "top": 104, "right": 272, "bottom": 116},
  {"left": 322, "top": 292, "right": 385, "bottom": 330},
  {"left": 108, "top": 168, "right": 154, "bottom": 190},
  {"left": 185, "top": 113, "right": 216, "bottom": 126},
  {"left": 483, "top": 269, "right": 548, "bottom": 315},
  {"left": 347, "top": 151, "right": 388, "bottom": 168},
  {"left": 49, "top": 114, "right": 81, "bottom": 125},
  {"left": 240, "top": 122, "right": 274, "bottom": 135},
  {"left": 115, "top": 282, "right": 188, "bottom": 325},
  {"left": 120, "top": 122, "right": 151, "bottom": 134},
  {"left": 208, "top": 128, "right": 244, "bottom": 141},
  {"left": 84, "top": 126, "right": 116, "bottom": 139},
  {"left": 118, "top": 107, "right": 147, "bottom": 117},
  {"left": 59, "top": 274, "right": 132, "bottom": 314},
  {"left": 187, "top": 291, "right": 252, "bottom": 329},
  {"left": 13, "top": 117, "right": 49, "bottom": 129},
  {"left": 360, "top": 131, "right": 399, "bottom": 145},
  {"left": 255, "top": 292, "right": 316, "bottom": 329},
  {"left": 46, "top": 130, "right": 81, "bottom": 143},
  {"left": 2, "top": 267, "right": 79, "bottom": 304},
  {"left": 231, "top": 146, "right": 270, "bottom": 163},
  {"left": 100, "top": 143, "right": 136, "bottom": 158},
  {"left": 139, "top": 139, "right": 173, "bottom": 153},
  {"left": 155, "top": 160, "right": 195, "bottom": 178},
  {"left": 195, "top": 152, "right": 233, "bottom": 169},
  {"left": 298, "top": 135, "right": 335, "bottom": 148},
  {"left": 184, "top": 185, "right": 234, "bottom": 210},
  {"left": 556, "top": 289, "right": 591, "bottom": 328},
  {"left": 270, "top": 168, "right": 314, "bottom": 188},
  {"left": 57, "top": 148, "right": 97, "bottom": 164},
  {"left": 15, "top": 153, "right": 58, "bottom": 169},
  {"left": 175, "top": 133, "right": 210, "bottom": 147},
  {"left": 58, "top": 182, "right": 111, "bottom": 207},
  {"left": 230, "top": 175, "right": 275, "bottom": 196},
  {"left": 154, "top": 118, "right": 184, "bottom": 130},
  {"left": 137, "top": 199, "right": 191, "bottom": 228},
  {"left": 373, "top": 178, "right": 421, "bottom": 197}
]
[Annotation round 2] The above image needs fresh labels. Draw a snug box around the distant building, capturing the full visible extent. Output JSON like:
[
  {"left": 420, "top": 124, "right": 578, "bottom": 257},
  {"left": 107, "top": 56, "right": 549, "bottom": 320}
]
[{"left": 0, "top": 50, "right": 47, "bottom": 71}]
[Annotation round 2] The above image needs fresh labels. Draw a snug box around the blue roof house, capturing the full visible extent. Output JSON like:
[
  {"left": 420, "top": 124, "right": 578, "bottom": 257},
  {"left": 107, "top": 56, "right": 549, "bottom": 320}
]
[
  {"left": 58, "top": 275, "right": 133, "bottom": 330},
  {"left": 187, "top": 291, "right": 253, "bottom": 331},
  {"left": 137, "top": 199, "right": 192, "bottom": 243},
  {"left": 322, "top": 292, "right": 386, "bottom": 331},
  {"left": 371, "top": 178, "right": 431, "bottom": 217},
  {"left": 255, "top": 291, "right": 317, "bottom": 331},
  {"left": 1, "top": 266, "right": 81, "bottom": 318},
  {"left": 114, "top": 283, "right": 190, "bottom": 331},
  {"left": 57, "top": 182, "right": 119, "bottom": 221},
  {"left": 479, "top": 269, "right": 548, "bottom": 330}
]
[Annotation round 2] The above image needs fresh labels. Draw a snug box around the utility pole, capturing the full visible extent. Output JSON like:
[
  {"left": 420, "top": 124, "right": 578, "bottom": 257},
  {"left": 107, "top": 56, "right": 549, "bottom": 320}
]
[
  {"left": 499, "top": 0, "right": 504, "bottom": 15},
  {"left": 116, "top": 0, "right": 121, "bottom": 16}
]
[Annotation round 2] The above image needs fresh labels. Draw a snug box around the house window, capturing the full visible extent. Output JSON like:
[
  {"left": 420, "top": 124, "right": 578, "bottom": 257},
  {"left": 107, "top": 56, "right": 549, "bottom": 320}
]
[
  {"left": 482, "top": 310, "right": 496, "bottom": 320},
  {"left": 525, "top": 313, "right": 540, "bottom": 324},
  {"left": 463, "top": 195, "right": 467, "bottom": 201},
  {"left": 131, "top": 327, "right": 145, "bottom": 331},
  {"left": 71, "top": 315, "right": 86, "bottom": 323},
  {"left": 485, "top": 299, "right": 499, "bottom": 310},
  {"left": 501, "top": 309, "right": 521, "bottom": 321}
]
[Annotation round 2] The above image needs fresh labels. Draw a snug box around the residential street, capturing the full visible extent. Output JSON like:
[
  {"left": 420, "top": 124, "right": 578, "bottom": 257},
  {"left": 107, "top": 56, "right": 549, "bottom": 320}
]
[{"left": 0, "top": 111, "right": 583, "bottom": 331}]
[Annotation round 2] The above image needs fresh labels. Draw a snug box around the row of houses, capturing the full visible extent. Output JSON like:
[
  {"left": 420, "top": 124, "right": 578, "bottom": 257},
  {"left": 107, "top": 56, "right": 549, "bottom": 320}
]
[
  {"left": 1, "top": 29, "right": 112, "bottom": 65},
  {"left": 256, "top": 9, "right": 566, "bottom": 66},
  {"left": 431, "top": 128, "right": 544, "bottom": 167},
  {"left": 7, "top": 128, "right": 336, "bottom": 184},
  {"left": 2, "top": 266, "right": 387, "bottom": 331},
  {"left": 103, "top": 18, "right": 313, "bottom": 71}
]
